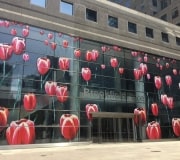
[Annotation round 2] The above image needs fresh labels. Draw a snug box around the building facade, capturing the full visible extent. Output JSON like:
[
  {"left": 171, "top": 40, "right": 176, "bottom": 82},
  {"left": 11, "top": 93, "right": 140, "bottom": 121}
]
[
  {"left": 109, "top": 0, "right": 180, "bottom": 25},
  {"left": 0, "top": 0, "right": 180, "bottom": 145}
]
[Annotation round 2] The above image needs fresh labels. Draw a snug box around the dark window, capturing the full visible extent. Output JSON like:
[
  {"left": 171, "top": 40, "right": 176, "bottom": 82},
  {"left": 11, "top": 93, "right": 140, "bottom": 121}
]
[
  {"left": 172, "top": 7, "right": 179, "bottom": 19},
  {"left": 161, "top": 32, "right": 169, "bottom": 42},
  {"left": 161, "top": 14, "right": 167, "bottom": 21},
  {"left": 108, "top": 15, "right": 118, "bottom": 28},
  {"left": 128, "top": 22, "right": 137, "bottom": 33},
  {"left": 146, "top": 27, "right": 154, "bottom": 38},
  {"left": 176, "top": 37, "right": 180, "bottom": 45},
  {"left": 60, "top": 1, "right": 73, "bottom": 15},
  {"left": 161, "top": 0, "right": 168, "bottom": 10},
  {"left": 30, "top": 0, "right": 46, "bottom": 7},
  {"left": 176, "top": 23, "right": 180, "bottom": 26},
  {"left": 153, "top": 11, "right": 157, "bottom": 15},
  {"left": 86, "top": 8, "right": 97, "bottom": 22},
  {"left": 152, "top": 0, "right": 157, "bottom": 7}
]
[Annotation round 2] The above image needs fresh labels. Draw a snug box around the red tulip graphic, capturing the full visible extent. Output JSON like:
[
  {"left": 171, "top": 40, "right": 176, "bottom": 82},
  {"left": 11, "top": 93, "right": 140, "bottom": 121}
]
[
  {"left": 10, "top": 28, "right": 17, "bottom": 36},
  {"left": 110, "top": 57, "right": 118, "bottom": 68},
  {"left": 50, "top": 42, "right": 57, "bottom": 50},
  {"left": 173, "top": 69, "right": 177, "bottom": 75},
  {"left": 101, "top": 46, "right": 107, "bottom": 52},
  {"left": 44, "top": 40, "right": 49, "bottom": 46},
  {"left": 112, "top": 46, "right": 121, "bottom": 51},
  {"left": 101, "top": 64, "right": 106, "bottom": 69},
  {"left": 154, "top": 76, "right": 162, "bottom": 90},
  {"left": 167, "top": 97, "right": 174, "bottom": 109},
  {"left": 131, "top": 51, "right": 138, "bottom": 57},
  {"left": 45, "top": 81, "right": 57, "bottom": 96},
  {"left": 165, "top": 75, "right": 172, "bottom": 86},
  {"left": 118, "top": 67, "right": 124, "bottom": 75},
  {"left": 74, "top": 49, "right": 81, "bottom": 58},
  {"left": 37, "top": 57, "right": 51, "bottom": 75},
  {"left": 146, "top": 121, "right": 161, "bottom": 139},
  {"left": 0, "top": 43, "right": 13, "bottom": 61},
  {"left": 133, "top": 69, "right": 142, "bottom": 80},
  {"left": 39, "top": 30, "right": 44, "bottom": 35},
  {"left": 134, "top": 107, "right": 146, "bottom": 126},
  {"left": 6, "top": 119, "right": 35, "bottom": 145},
  {"left": 144, "top": 55, "right": 148, "bottom": 62},
  {"left": 23, "top": 53, "right": 29, "bottom": 62},
  {"left": 172, "top": 118, "right": 180, "bottom": 137},
  {"left": 151, "top": 103, "right": 159, "bottom": 117},
  {"left": 62, "top": 40, "right": 68, "bottom": 48},
  {"left": 85, "top": 104, "right": 99, "bottom": 121},
  {"left": 91, "top": 49, "right": 99, "bottom": 61},
  {"left": 58, "top": 57, "right": 70, "bottom": 71},
  {"left": 139, "top": 63, "right": 148, "bottom": 75},
  {"left": 147, "top": 73, "right": 151, "bottom": 80},
  {"left": 22, "top": 28, "right": 29, "bottom": 37},
  {"left": 59, "top": 114, "right": 79, "bottom": 140},
  {"left": 85, "top": 50, "right": 92, "bottom": 61},
  {"left": 161, "top": 94, "right": 168, "bottom": 106},
  {"left": 23, "top": 93, "right": 37, "bottom": 112},
  {"left": 56, "top": 85, "right": 68, "bottom": 103},
  {"left": 0, "top": 107, "right": 9, "bottom": 132},
  {"left": 81, "top": 67, "right": 91, "bottom": 82},
  {"left": 47, "top": 33, "right": 53, "bottom": 39},
  {"left": 165, "top": 63, "right": 169, "bottom": 68},
  {"left": 12, "top": 37, "right": 25, "bottom": 55}
]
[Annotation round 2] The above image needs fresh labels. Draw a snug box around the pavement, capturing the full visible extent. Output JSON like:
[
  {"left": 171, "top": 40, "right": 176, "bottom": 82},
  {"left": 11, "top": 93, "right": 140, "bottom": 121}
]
[{"left": 1, "top": 141, "right": 180, "bottom": 160}]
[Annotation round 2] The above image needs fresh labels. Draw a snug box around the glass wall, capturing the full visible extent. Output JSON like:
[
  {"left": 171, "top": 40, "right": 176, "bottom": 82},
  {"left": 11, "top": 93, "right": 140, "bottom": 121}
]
[{"left": 0, "top": 19, "right": 180, "bottom": 145}]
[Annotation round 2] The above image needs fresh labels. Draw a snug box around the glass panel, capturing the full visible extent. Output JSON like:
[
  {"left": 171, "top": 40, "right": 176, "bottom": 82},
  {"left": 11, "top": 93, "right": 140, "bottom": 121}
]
[
  {"left": 30, "top": 0, "right": 46, "bottom": 7},
  {"left": 128, "top": 22, "right": 137, "bottom": 33},
  {"left": 108, "top": 16, "right": 118, "bottom": 28},
  {"left": 146, "top": 27, "right": 154, "bottom": 38},
  {"left": 86, "top": 8, "right": 97, "bottom": 22},
  {"left": 60, "top": 1, "right": 73, "bottom": 15}
]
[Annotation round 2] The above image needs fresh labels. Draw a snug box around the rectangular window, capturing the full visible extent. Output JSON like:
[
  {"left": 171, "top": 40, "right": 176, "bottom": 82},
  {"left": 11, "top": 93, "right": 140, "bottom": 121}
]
[
  {"left": 86, "top": 8, "right": 97, "bottom": 22},
  {"left": 128, "top": 22, "right": 137, "bottom": 34},
  {"left": 176, "top": 37, "right": 180, "bottom": 45},
  {"left": 152, "top": 0, "right": 157, "bottom": 7},
  {"left": 161, "top": 32, "right": 169, "bottom": 42},
  {"left": 30, "top": 0, "right": 46, "bottom": 7},
  {"left": 161, "top": 14, "right": 167, "bottom": 21},
  {"left": 60, "top": 1, "right": 73, "bottom": 16},
  {"left": 146, "top": 27, "right": 154, "bottom": 38},
  {"left": 108, "top": 15, "right": 118, "bottom": 28},
  {"left": 172, "top": 7, "right": 179, "bottom": 19}
]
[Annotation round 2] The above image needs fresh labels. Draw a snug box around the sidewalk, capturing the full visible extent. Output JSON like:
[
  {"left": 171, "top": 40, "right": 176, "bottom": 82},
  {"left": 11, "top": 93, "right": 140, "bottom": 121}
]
[{"left": 1, "top": 141, "right": 180, "bottom": 160}]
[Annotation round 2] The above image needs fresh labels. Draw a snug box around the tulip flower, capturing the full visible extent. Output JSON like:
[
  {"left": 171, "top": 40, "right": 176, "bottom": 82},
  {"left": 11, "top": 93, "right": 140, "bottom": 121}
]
[
  {"left": 81, "top": 67, "right": 91, "bottom": 82},
  {"left": 146, "top": 121, "right": 161, "bottom": 139},
  {"left": 0, "top": 107, "right": 9, "bottom": 132},
  {"left": 165, "top": 75, "right": 172, "bottom": 86},
  {"left": 12, "top": 37, "right": 25, "bottom": 55},
  {"left": 134, "top": 107, "right": 146, "bottom": 126},
  {"left": 56, "top": 85, "right": 68, "bottom": 103},
  {"left": 172, "top": 118, "right": 180, "bottom": 137},
  {"left": 59, "top": 114, "right": 79, "bottom": 140},
  {"left": 45, "top": 81, "right": 57, "bottom": 96},
  {"left": 154, "top": 76, "right": 162, "bottom": 90},
  {"left": 133, "top": 69, "right": 142, "bottom": 80},
  {"left": 85, "top": 104, "right": 99, "bottom": 121},
  {"left": 110, "top": 57, "right": 118, "bottom": 68},
  {"left": 23, "top": 93, "right": 37, "bottom": 112},
  {"left": 6, "top": 119, "right": 35, "bottom": 145},
  {"left": 58, "top": 57, "right": 70, "bottom": 71},
  {"left": 151, "top": 103, "right": 158, "bottom": 117}
]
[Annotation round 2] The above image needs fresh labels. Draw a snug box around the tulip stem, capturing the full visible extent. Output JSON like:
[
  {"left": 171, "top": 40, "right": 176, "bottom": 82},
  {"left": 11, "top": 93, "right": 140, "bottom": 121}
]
[
  {"left": 165, "top": 106, "right": 171, "bottom": 137},
  {"left": 3, "top": 61, "right": 5, "bottom": 76},
  {"left": 40, "top": 75, "right": 43, "bottom": 90}
]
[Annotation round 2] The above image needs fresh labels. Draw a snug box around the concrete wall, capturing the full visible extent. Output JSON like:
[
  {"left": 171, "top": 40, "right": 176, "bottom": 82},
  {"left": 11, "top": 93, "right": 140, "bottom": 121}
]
[{"left": 0, "top": 0, "right": 180, "bottom": 60}]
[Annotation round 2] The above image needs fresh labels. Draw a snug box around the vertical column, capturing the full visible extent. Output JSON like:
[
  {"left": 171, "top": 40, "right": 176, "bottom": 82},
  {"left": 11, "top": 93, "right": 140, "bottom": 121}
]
[{"left": 134, "top": 56, "right": 146, "bottom": 140}]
